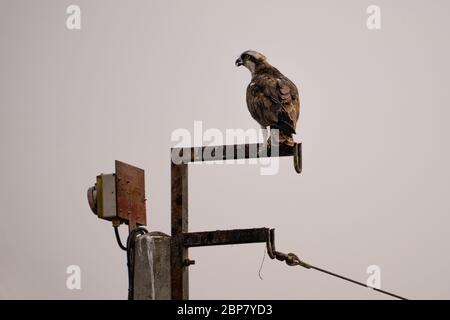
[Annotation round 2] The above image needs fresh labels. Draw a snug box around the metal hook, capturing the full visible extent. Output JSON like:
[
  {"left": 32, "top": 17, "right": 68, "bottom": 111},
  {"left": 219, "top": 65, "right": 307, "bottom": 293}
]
[
  {"left": 266, "top": 228, "right": 276, "bottom": 259},
  {"left": 265, "top": 228, "right": 312, "bottom": 269},
  {"left": 293, "top": 143, "right": 302, "bottom": 174}
]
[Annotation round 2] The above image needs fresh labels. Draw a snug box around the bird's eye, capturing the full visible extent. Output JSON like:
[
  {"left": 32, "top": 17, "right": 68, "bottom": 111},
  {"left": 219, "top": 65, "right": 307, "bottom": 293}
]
[{"left": 243, "top": 54, "right": 250, "bottom": 60}]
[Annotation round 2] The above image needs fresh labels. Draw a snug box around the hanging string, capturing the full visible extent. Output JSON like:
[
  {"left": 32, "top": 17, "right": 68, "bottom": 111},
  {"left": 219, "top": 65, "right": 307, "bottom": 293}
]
[{"left": 258, "top": 247, "right": 267, "bottom": 280}]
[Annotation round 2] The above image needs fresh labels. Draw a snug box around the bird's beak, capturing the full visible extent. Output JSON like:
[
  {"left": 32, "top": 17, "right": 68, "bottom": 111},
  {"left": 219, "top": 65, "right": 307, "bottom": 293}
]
[{"left": 235, "top": 58, "right": 243, "bottom": 67}]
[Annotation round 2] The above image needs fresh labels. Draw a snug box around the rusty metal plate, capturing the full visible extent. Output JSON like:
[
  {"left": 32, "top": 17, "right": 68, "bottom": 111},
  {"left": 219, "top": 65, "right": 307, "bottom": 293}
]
[{"left": 115, "top": 160, "right": 147, "bottom": 229}]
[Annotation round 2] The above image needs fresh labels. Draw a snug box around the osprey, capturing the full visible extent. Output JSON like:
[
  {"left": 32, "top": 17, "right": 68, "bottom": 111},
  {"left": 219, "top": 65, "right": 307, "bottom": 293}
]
[{"left": 236, "top": 50, "right": 300, "bottom": 147}]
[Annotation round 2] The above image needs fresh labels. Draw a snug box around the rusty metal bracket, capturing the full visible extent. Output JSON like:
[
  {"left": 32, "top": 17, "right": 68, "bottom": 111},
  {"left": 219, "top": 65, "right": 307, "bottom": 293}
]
[
  {"left": 183, "top": 228, "right": 269, "bottom": 248},
  {"left": 293, "top": 143, "right": 302, "bottom": 174},
  {"left": 172, "top": 142, "right": 302, "bottom": 174},
  {"left": 172, "top": 142, "right": 301, "bottom": 164},
  {"left": 170, "top": 142, "right": 303, "bottom": 299}
]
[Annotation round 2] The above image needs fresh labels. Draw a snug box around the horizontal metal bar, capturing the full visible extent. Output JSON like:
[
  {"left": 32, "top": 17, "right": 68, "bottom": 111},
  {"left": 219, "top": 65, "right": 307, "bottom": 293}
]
[
  {"left": 171, "top": 143, "right": 299, "bottom": 164},
  {"left": 183, "top": 228, "right": 269, "bottom": 248}
]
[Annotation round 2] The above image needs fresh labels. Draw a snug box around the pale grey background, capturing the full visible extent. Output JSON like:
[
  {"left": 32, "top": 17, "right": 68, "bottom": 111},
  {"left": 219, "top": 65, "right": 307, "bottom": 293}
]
[{"left": 1, "top": 0, "right": 449, "bottom": 299}]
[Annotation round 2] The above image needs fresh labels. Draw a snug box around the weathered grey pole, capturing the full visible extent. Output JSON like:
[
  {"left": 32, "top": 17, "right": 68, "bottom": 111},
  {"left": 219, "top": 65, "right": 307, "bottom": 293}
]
[{"left": 134, "top": 232, "right": 171, "bottom": 300}]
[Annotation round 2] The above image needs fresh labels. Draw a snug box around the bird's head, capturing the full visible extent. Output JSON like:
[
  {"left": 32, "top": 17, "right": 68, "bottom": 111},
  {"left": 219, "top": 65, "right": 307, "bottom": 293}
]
[{"left": 235, "top": 50, "right": 267, "bottom": 74}]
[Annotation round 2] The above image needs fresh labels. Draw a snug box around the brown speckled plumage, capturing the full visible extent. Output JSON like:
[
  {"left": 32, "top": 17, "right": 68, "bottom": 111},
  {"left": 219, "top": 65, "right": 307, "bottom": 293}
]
[{"left": 236, "top": 50, "right": 300, "bottom": 146}]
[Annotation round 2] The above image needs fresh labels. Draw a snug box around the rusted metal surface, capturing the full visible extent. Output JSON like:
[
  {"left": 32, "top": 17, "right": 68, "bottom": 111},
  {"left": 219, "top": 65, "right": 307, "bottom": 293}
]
[
  {"left": 171, "top": 143, "right": 301, "bottom": 163},
  {"left": 293, "top": 143, "right": 302, "bottom": 174},
  {"left": 115, "top": 160, "right": 146, "bottom": 231},
  {"left": 169, "top": 142, "right": 302, "bottom": 300},
  {"left": 183, "top": 228, "right": 269, "bottom": 248},
  {"left": 170, "top": 162, "right": 189, "bottom": 300}
]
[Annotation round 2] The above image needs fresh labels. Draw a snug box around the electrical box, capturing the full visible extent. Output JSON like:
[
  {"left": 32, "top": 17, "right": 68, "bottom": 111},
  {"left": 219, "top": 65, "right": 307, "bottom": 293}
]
[
  {"left": 96, "top": 173, "right": 117, "bottom": 220},
  {"left": 87, "top": 161, "right": 147, "bottom": 229}
]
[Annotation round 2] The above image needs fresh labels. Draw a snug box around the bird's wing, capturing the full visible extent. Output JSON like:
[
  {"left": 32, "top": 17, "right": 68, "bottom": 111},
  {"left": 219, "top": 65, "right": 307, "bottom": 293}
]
[{"left": 246, "top": 75, "right": 299, "bottom": 134}]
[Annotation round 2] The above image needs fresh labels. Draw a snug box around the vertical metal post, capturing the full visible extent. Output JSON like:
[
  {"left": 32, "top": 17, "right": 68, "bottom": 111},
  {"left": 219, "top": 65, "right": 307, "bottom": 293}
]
[{"left": 171, "top": 162, "right": 189, "bottom": 299}]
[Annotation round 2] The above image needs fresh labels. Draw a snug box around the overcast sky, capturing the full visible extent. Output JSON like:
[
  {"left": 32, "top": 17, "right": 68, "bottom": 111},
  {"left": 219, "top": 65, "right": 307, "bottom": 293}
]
[{"left": 1, "top": 0, "right": 450, "bottom": 299}]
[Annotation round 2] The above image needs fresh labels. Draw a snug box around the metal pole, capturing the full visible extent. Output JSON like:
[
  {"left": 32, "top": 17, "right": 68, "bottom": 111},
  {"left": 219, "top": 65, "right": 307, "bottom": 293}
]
[{"left": 170, "top": 162, "right": 189, "bottom": 300}]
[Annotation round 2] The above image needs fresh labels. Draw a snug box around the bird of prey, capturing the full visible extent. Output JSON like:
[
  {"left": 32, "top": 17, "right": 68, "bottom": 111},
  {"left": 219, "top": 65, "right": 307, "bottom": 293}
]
[{"left": 235, "top": 50, "right": 300, "bottom": 148}]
